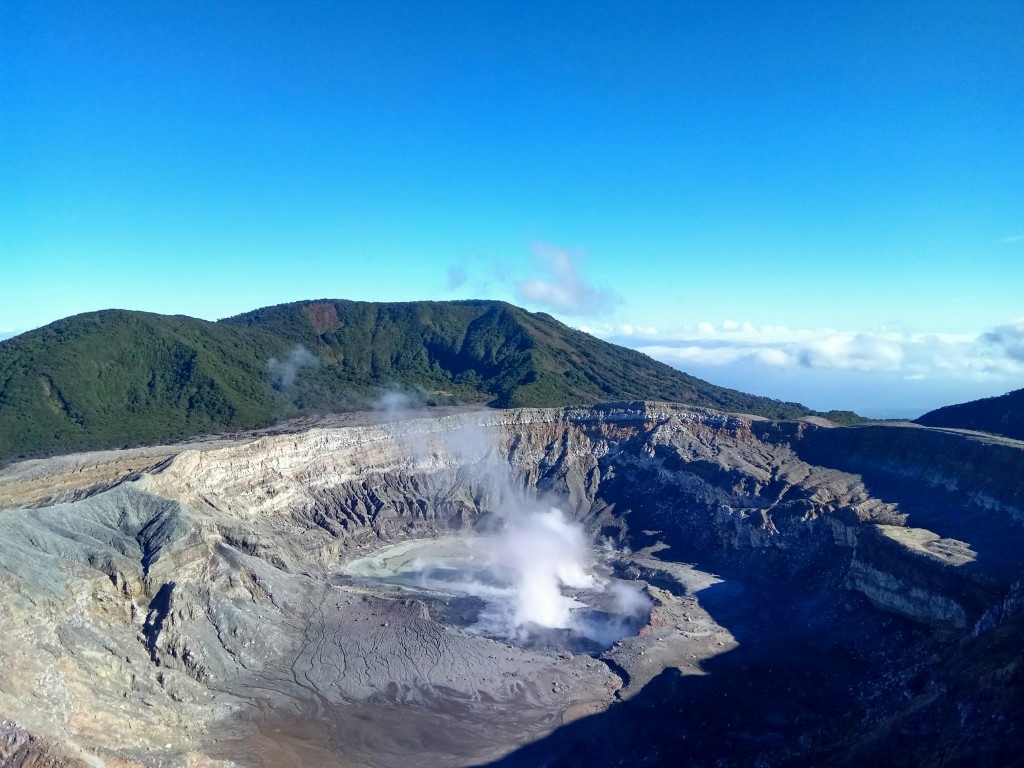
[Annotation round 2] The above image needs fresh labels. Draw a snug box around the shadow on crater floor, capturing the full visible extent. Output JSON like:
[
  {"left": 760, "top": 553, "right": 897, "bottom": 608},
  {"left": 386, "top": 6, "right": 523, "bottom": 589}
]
[{"left": 477, "top": 571, "right": 931, "bottom": 768}]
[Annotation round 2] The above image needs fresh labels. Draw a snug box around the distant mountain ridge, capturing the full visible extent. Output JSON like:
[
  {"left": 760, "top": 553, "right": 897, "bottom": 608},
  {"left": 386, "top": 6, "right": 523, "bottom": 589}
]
[
  {"left": 916, "top": 387, "right": 1024, "bottom": 441},
  {"left": 0, "top": 299, "right": 843, "bottom": 462}
]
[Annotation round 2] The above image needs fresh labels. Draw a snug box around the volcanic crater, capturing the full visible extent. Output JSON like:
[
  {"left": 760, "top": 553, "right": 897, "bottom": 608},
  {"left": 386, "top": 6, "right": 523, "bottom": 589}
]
[{"left": 1, "top": 402, "right": 1022, "bottom": 767}]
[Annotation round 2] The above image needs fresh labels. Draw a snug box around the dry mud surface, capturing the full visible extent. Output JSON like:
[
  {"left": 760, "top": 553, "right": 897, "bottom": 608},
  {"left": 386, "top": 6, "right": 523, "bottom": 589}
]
[{"left": 1, "top": 402, "right": 1023, "bottom": 767}]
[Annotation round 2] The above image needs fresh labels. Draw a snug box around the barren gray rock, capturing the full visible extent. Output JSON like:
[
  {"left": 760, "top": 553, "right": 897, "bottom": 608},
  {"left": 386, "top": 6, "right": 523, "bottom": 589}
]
[{"left": 0, "top": 402, "right": 1021, "bottom": 767}]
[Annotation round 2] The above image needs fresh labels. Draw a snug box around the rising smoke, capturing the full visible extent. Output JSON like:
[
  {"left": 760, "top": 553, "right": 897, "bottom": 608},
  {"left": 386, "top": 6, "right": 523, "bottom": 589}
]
[
  {"left": 458, "top": 502, "right": 650, "bottom": 645},
  {"left": 365, "top": 390, "right": 651, "bottom": 646},
  {"left": 485, "top": 507, "right": 597, "bottom": 629},
  {"left": 268, "top": 344, "right": 319, "bottom": 392}
]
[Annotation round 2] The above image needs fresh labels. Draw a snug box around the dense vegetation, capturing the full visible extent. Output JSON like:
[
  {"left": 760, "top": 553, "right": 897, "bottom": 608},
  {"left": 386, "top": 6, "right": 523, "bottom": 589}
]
[
  {"left": 916, "top": 387, "right": 1024, "bottom": 441},
  {"left": 0, "top": 311, "right": 290, "bottom": 461},
  {"left": 0, "top": 299, "right": 820, "bottom": 462}
]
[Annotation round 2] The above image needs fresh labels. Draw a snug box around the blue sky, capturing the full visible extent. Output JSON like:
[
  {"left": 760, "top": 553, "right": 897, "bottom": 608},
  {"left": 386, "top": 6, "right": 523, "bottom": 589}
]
[{"left": 2, "top": 1, "right": 1022, "bottom": 415}]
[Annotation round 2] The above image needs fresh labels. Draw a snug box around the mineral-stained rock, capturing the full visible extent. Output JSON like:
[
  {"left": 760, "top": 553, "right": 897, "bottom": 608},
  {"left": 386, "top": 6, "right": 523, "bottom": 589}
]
[{"left": 0, "top": 402, "right": 1021, "bottom": 767}]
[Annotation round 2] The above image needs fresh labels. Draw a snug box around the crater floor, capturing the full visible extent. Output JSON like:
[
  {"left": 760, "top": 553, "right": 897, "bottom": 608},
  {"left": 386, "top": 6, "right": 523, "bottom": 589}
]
[{"left": 340, "top": 534, "right": 653, "bottom": 653}]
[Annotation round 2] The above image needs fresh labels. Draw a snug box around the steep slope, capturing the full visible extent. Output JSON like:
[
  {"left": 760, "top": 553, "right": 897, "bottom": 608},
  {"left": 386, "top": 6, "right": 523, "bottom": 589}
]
[
  {"left": 0, "top": 299, "right": 813, "bottom": 462},
  {"left": 916, "top": 387, "right": 1024, "bottom": 440},
  {"left": 0, "top": 310, "right": 290, "bottom": 461}
]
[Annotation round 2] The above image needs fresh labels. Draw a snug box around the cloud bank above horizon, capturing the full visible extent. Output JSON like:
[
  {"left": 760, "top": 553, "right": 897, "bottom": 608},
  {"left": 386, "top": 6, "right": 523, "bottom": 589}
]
[
  {"left": 588, "top": 319, "right": 1023, "bottom": 376},
  {"left": 578, "top": 318, "right": 1024, "bottom": 415}
]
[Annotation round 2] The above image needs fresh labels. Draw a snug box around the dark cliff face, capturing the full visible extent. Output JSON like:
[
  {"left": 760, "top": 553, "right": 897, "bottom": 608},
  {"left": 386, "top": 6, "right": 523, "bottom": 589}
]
[{"left": 0, "top": 404, "right": 1022, "bottom": 767}]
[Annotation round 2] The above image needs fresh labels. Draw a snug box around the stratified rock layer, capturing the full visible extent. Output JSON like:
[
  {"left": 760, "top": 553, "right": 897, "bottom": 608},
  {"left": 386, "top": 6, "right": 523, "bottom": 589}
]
[{"left": 0, "top": 403, "right": 1022, "bottom": 767}]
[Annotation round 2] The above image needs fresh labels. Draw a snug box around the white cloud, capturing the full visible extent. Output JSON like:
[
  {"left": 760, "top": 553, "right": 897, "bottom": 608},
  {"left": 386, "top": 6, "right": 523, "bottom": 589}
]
[
  {"left": 611, "top": 323, "right": 657, "bottom": 337},
  {"left": 635, "top": 345, "right": 738, "bottom": 366},
  {"left": 515, "top": 242, "right": 617, "bottom": 317},
  {"left": 999, "top": 235, "right": 1024, "bottom": 243},
  {"left": 755, "top": 348, "right": 793, "bottom": 367},
  {"left": 982, "top": 319, "right": 1024, "bottom": 362},
  {"left": 593, "top": 320, "right": 1024, "bottom": 383},
  {"left": 796, "top": 333, "right": 904, "bottom": 371}
]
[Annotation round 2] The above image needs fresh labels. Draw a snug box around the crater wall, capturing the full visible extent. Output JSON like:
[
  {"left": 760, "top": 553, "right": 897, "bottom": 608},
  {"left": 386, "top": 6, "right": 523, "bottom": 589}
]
[{"left": 0, "top": 403, "right": 1021, "bottom": 767}]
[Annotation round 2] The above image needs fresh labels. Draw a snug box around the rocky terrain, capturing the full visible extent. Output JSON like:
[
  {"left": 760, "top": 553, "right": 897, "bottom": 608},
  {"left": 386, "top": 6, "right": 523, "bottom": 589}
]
[{"left": 0, "top": 402, "right": 1022, "bottom": 767}]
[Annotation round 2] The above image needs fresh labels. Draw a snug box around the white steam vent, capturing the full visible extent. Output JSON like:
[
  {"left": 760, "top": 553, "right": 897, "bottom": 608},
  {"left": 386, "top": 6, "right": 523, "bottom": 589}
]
[
  {"left": 491, "top": 508, "right": 597, "bottom": 629},
  {"left": 342, "top": 506, "right": 651, "bottom": 650},
  {"left": 343, "top": 401, "right": 652, "bottom": 649}
]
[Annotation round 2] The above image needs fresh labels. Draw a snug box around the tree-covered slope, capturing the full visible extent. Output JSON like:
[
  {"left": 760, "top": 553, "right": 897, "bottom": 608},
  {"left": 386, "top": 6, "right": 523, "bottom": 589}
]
[
  {"left": 221, "top": 300, "right": 540, "bottom": 408},
  {"left": 0, "top": 311, "right": 291, "bottom": 460},
  {"left": 0, "top": 299, "right": 817, "bottom": 462},
  {"left": 222, "top": 299, "right": 815, "bottom": 416},
  {"left": 916, "top": 388, "right": 1024, "bottom": 441}
]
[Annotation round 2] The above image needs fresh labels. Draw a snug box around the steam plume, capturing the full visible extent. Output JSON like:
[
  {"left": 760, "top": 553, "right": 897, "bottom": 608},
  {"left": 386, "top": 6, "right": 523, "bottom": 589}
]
[
  {"left": 368, "top": 403, "right": 650, "bottom": 644},
  {"left": 483, "top": 508, "right": 596, "bottom": 629},
  {"left": 268, "top": 345, "right": 319, "bottom": 392}
]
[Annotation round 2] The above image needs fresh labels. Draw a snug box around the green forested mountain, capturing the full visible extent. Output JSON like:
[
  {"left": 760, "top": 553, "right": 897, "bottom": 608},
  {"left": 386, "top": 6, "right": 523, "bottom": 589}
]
[
  {"left": 0, "top": 299, "right": 817, "bottom": 461},
  {"left": 0, "top": 311, "right": 288, "bottom": 461},
  {"left": 916, "top": 387, "right": 1024, "bottom": 441}
]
